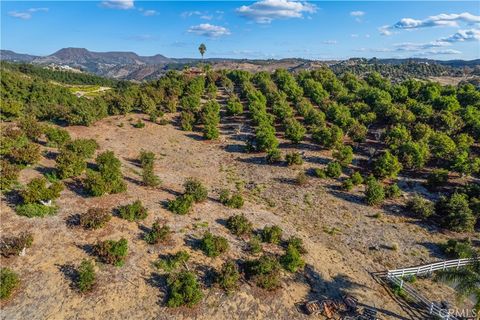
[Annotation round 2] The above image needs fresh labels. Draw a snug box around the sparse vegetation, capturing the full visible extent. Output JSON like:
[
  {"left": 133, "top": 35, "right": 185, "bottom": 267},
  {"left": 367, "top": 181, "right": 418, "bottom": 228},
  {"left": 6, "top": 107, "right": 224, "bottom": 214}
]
[
  {"left": 246, "top": 255, "right": 281, "bottom": 290},
  {"left": 80, "top": 208, "right": 111, "bottom": 229},
  {"left": 0, "top": 268, "right": 19, "bottom": 300},
  {"left": 94, "top": 238, "right": 128, "bottom": 266},
  {"left": 166, "top": 271, "right": 203, "bottom": 308},
  {"left": 183, "top": 178, "right": 208, "bottom": 203},
  {"left": 144, "top": 220, "right": 172, "bottom": 245},
  {"left": 0, "top": 232, "right": 33, "bottom": 257},
  {"left": 200, "top": 232, "right": 229, "bottom": 257},
  {"left": 77, "top": 260, "right": 96, "bottom": 292},
  {"left": 219, "top": 190, "right": 244, "bottom": 208},
  {"left": 261, "top": 225, "right": 283, "bottom": 244},
  {"left": 215, "top": 260, "right": 240, "bottom": 293},
  {"left": 226, "top": 214, "right": 253, "bottom": 236},
  {"left": 118, "top": 200, "right": 148, "bottom": 221}
]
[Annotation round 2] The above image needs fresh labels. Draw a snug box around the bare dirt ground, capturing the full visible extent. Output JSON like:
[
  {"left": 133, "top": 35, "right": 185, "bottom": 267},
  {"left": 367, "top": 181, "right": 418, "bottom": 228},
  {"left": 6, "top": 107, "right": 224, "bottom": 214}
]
[{"left": 1, "top": 110, "right": 477, "bottom": 320}]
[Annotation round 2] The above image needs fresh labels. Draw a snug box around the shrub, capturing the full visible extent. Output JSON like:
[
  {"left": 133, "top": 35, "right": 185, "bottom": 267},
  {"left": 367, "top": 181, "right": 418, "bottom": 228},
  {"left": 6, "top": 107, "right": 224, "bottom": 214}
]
[
  {"left": 280, "top": 244, "right": 305, "bottom": 272},
  {"left": 226, "top": 95, "right": 243, "bottom": 116},
  {"left": 56, "top": 150, "right": 87, "bottom": 179},
  {"left": 84, "top": 151, "right": 126, "bottom": 196},
  {"left": 312, "top": 125, "right": 343, "bottom": 149},
  {"left": 286, "top": 236, "right": 307, "bottom": 254},
  {"left": 261, "top": 225, "right": 283, "bottom": 244},
  {"left": 350, "top": 172, "right": 363, "bottom": 185},
  {"left": 284, "top": 118, "right": 306, "bottom": 143},
  {"left": 80, "top": 208, "right": 111, "bottom": 229},
  {"left": 374, "top": 151, "right": 402, "bottom": 179},
  {"left": 202, "top": 100, "right": 220, "bottom": 140},
  {"left": 200, "top": 232, "right": 229, "bottom": 257},
  {"left": 94, "top": 238, "right": 128, "bottom": 266},
  {"left": 139, "top": 150, "right": 155, "bottom": 168},
  {"left": 65, "top": 139, "right": 98, "bottom": 159},
  {"left": 20, "top": 177, "right": 63, "bottom": 204},
  {"left": 440, "top": 239, "right": 476, "bottom": 258},
  {"left": 342, "top": 179, "right": 354, "bottom": 191},
  {"left": 15, "top": 203, "right": 58, "bottom": 217},
  {"left": 216, "top": 260, "right": 240, "bottom": 293},
  {"left": 184, "top": 178, "right": 208, "bottom": 203},
  {"left": 296, "top": 171, "right": 308, "bottom": 186},
  {"left": 18, "top": 116, "right": 43, "bottom": 141},
  {"left": 313, "top": 168, "right": 327, "bottom": 179},
  {"left": 407, "top": 195, "right": 434, "bottom": 219},
  {"left": 436, "top": 193, "right": 475, "bottom": 232},
  {"left": 365, "top": 177, "right": 385, "bottom": 206},
  {"left": 0, "top": 268, "right": 19, "bottom": 299},
  {"left": 118, "top": 200, "right": 148, "bottom": 221},
  {"left": 285, "top": 152, "right": 303, "bottom": 166},
  {"left": 142, "top": 166, "right": 161, "bottom": 187},
  {"left": 44, "top": 126, "right": 71, "bottom": 148},
  {"left": 166, "top": 271, "right": 203, "bottom": 308},
  {"left": 155, "top": 251, "right": 190, "bottom": 272},
  {"left": 246, "top": 255, "right": 281, "bottom": 290},
  {"left": 219, "top": 190, "right": 244, "bottom": 208},
  {"left": 132, "top": 119, "right": 145, "bottom": 128},
  {"left": 0, "top": 160, "right": 19, "bottom": 191},
  {"left": 385, "top": 184, "right": 401, "bottom": 199},
  {"left": 325, "top": 161, "right": 342, "bottom": 178},
  {"left": 10, "top": 143, "right": 41, "bottom": 165},
  {"left": 167, "top": 194, "right": 194, "bottom": 215},
  {"left": 77, "top": 260, "right": 96, "bottom": 292},
  {"left": 0, "top": 232, "right": 33, "bottom": 257},
  {"left": 144, "top": 220, "right": 172, "bottom": 245},
  {"left": 226, "top": 214, "right": 253, "bottom": 236},
  {"left": 266, "top": 148, "right": 282, "bottom": 164},
  {"left": 426, "top": 169, "right": 449, "bottom": 189},
  {"left": 332, "top": 145, "right": 353, "bottom": 167},
  {"left": 248, "top": 235, "right": 262, "bottom": 254}
]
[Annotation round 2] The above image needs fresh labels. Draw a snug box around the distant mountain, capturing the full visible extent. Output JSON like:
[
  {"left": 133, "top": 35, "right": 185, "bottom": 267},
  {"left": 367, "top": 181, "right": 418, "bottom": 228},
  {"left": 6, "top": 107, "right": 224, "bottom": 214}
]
[
  {"left": 1, "top": 48, "right": 479, "bottom": 81},
  {"left": 0, "top": 50, "right": 38, "bottom": 62}
]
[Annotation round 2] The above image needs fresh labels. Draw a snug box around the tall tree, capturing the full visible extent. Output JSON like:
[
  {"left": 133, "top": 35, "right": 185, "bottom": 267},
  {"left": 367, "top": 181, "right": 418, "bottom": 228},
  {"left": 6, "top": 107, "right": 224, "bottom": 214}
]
[{"left": 198, "top": 43, "right": 206, "bottom": 59}]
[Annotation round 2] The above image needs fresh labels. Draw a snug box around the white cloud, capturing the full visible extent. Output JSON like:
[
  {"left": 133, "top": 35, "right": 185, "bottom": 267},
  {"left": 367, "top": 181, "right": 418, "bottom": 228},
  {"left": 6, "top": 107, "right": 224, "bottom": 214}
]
[
  {"left": 101, "top": 0, "right": 134, "bottom": 10},
  {"left": 323, "top": 40, "right": 337, "bottom": 45},
  {"left": 441, "top": 28, "right": 480, "bottom": 42},
  {"left": 181, "top": 11, "right": 202, "bottom": 18},
  {"left": 187, "top": 23, "right": 231, "bottom": 37},
  {"left": 350, "top": 34, "right": 359, "bottom": 38},
  {"left": 380, "top": 12, "right": 480, "bottom": 35},
  {"left": 236, "top": 0, "right": 316, "bottom": 24},
  {"left": 141, "top": 9, "right": 158, "bottom": 16},
  {"left": 350, "top": 11, "right": 365, "bottom": 17},
  {"left": 8, "top": 7, "right": 48, "bottom": 20}
]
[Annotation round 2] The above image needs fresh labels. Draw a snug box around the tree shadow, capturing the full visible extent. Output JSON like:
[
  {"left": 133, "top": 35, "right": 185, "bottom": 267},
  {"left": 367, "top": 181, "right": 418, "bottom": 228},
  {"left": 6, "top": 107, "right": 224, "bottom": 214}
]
[
  {"left": 185, "top": 133, "right": 205, "bottom": 142},
  {"left": 328, "top": 189, "right": 365, "bottom": 206},
  {"left": 160, "top": 186, "right": 182, "bottom": 197},
  {"left": 417, "top": 241, "right": 446, "bottom": 259},
  {"left": 124, "top": 157, "right": 141, "bottom": 168},
  {"left": 65, "top": 213, "right": 81, "bottom": 228},
  {"left": 124, "top": 176, "right": 143, "bottom": 186},
  {"left": 273, "top": 177, "right": 298, "bottom": 186},
  {"left": 64, "top": 179, "right": 90, "bottom": 198},
  {"left": 223, "top": 144, "right": 245, "bottom": 154},
  {"left": 145, "top": 272, "right": 168, "bottom": 306},
  {"left": 56, "top": 263, "right": 78, "bottom": 291},
  {"left": 184, "top": 234, "right": 202, "bottom": 252},
  {"left": 303, "top": 155, "right": 330, "bottom": 165}
]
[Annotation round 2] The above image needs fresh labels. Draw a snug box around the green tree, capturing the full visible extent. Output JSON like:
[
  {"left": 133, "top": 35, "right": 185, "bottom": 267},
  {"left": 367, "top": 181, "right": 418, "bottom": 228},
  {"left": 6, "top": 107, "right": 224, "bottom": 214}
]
[
  {"left": 198, "top": 43, "right": 207, "bottom": 59},
  {"left": 373, "top": 151, "right": 402, "bottom": 179}
]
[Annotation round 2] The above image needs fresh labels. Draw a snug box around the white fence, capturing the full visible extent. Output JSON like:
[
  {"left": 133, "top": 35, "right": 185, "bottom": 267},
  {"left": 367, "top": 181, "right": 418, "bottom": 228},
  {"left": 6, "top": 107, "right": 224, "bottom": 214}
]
[
  {"left": 386, "top": 258, "right": 477, "bottom": 278},
  {"left": 377, "top": 258, "right": 478, "bottom": 320}
]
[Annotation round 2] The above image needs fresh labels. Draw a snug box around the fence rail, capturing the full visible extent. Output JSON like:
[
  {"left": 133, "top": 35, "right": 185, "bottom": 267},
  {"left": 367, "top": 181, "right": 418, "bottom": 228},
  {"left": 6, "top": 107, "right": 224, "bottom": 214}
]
[{"left": 376, "top": 258, "right": 478, "bottom": 320}]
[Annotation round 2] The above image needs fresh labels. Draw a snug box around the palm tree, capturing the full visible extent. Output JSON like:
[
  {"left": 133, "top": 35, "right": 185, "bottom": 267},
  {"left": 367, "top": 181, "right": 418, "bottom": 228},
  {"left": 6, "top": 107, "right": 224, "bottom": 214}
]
[
  {"left": 437, "top": 254, "right": 480, "bottom": 312},
  {"left": 198, "top": 43, "right": 206, "bottom": 59}
]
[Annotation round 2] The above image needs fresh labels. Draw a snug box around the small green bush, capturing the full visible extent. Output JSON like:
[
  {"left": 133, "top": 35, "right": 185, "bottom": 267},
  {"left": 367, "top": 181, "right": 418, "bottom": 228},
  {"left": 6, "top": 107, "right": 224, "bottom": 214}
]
[
  {"left": 219, "top": 190, "right": 244, "bottom": 209},
  {"left": 246, "top": 255, "right": 281, "bottom": 290},
  {"left": 325, "top": 161, "right": 342, "bottom": 178},
  {"left": 248, "top": 236, "right": 262, "bottom": 254},
  {"left": 142, "top": 166, "right": 161, "bottom": 187},
  {"left": 385, "top": 184, "right": 401, "bottom": 199},
  {"left": 350, "top": 172, "right": 363, "bottom": 185},
  {"left": 80, "top": 208, "right": 111, "bottom": 229},
  {"left": 77, "top": 260, "right": 96, "bottom": 292},
  {"left": 285, "top": 152, "right": 303, "bottom": 166},
  {"left": 132, "top": 119, "right": 145, "bottom": 128},
  {"left": 266, "top": 148, "right": 282, "bottom": 164},
  {"left": 10, "top": 143, "right": 41, "bottom": 165},
  {"left": 18, "top": 116, "right": 43, "bottom": 141},
  {"left": 436, "top": 192, "right": 475, "bottom": 232},
  {"left": 0, "top": 268, "right": 19, "bottom": 299},
  {"left": 216, "top": 260, "right": 240, "bottom": 293},
  {"left": 226, "top": 95, "right": 243, "bottom": 116},
  {"left": 280, "top": 244, "right": 305, "bottom": 272},
  {"left": 139, "top": 150, "right": 155, "bottom": 168},
  {"left": 20, "top": 177, "right": 63, "bottom": 204},
  {"left": 261, "top": 225, "right": 283, "bottom": 244},
  {"left": 84, "top": 151, "right": 126, "bottom": 196},
  {"left": 166, "top": 271, "right": 203, "bottom": 308},
  {"left": 94, "top": 238, "right": 128, "bottom": 266},
  {"left": 15, "top": 203, "right": 58, "bottom": 218},
  {"left": 144, "top": 220, "right": 172, "bottom": 245},
  {"left": 56, "top": 150, "right": 87, "bottom": 179},
  {"left": 313, "top": 168, "right": 327, "bottom": 179},
  {"left": 0, "top": 160, "right": 19, "bottom": 192},
  {"left": 44, "top": 126, "right": 71, "bottom": 148},
  {"left": 332, "top": 145, "right": 353, "bottom": 167},
  {"left": 155, "top": 251, "right": 190, "bottom": 272},
  {"left": 200, "top": 232, "right": 229, "bottom": 258},
  {"left": 286, "top": 236, "right": 307, "bottom": 254},
  {"left": 226, "top": 214, "right": 253, "bottom": 236},
  {"left": 365, "top": 177, "right": 385, "bottom": 206},
  {"left": 342, "top": 179, "right": 354, "bottom": 191},
  {"left": 118, "top": 200, "right": 148, "bottom": 221},
  {"left": 167, "top": 194, "right": 194, "bottom": 215},
  {"left": 184, "top": 178, "right": 208, "bottom": 203},
  {"left": 0, "top": 232, "right": 33, "bottom": 257},
  {"left": 407, "top": 195, "right": 434, "bottom": 219},
  {"left": 65, "top": 139, "right": 98, "bottom": 159},
  {"left": 440, "top": 239, "right": 475, "bottom": 258}
]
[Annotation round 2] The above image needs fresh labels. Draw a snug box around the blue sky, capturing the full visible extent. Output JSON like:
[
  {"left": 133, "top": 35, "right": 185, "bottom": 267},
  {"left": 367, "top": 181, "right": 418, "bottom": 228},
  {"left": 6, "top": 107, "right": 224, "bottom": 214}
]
[{"left": 1, "top": 1, "right": 479, "bottom": 60}]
